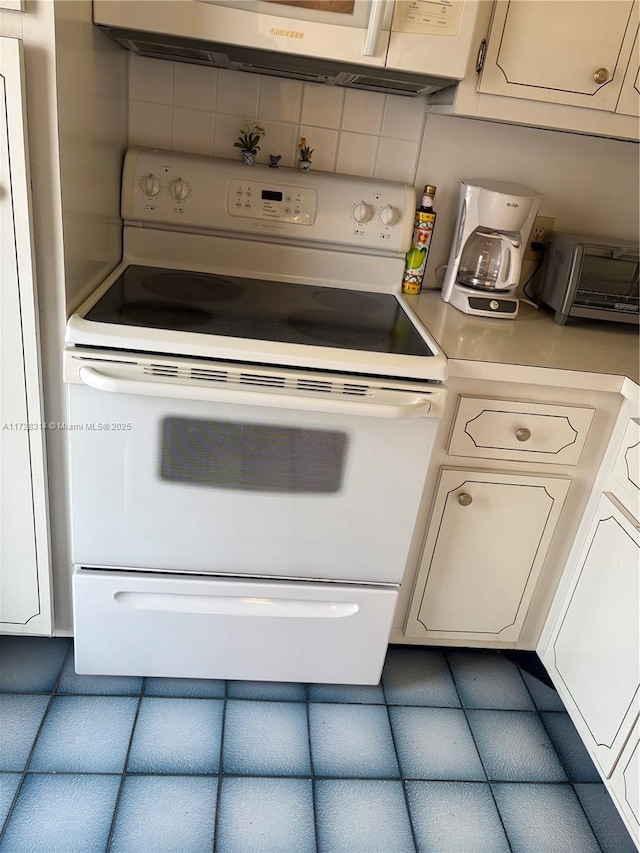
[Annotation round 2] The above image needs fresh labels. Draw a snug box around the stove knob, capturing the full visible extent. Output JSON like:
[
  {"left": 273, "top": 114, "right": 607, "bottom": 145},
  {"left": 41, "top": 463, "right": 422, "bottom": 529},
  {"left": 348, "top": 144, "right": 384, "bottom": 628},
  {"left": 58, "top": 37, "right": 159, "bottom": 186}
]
[
  {"left": 353, "top": 201, "right": 374, "bottom": 223},
  {"left": 141, "top": 174, "right": 160, "bottom": 198},
  {"left": 379, "top": 205, "right": 399, "bottom": 226},
  {"left": 169, "top": 178, "right": 190, "bottom": 201}
]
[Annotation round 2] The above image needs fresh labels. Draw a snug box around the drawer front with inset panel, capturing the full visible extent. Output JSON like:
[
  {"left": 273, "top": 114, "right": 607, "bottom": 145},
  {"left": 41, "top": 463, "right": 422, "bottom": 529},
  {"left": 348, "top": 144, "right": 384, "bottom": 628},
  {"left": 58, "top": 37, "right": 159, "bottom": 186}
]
[{"left": 448, "top": 397, "right": 595, "bottom": 465}]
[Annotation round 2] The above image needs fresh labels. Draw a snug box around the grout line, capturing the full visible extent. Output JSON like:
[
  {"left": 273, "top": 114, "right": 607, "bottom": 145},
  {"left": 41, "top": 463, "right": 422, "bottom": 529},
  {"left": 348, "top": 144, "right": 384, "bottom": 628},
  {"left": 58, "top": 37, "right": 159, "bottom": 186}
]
[
  {"left": 304, "top": 687, "right": 320, "bottom": 853},
  {"left": 411, "top": 106, "right": 428, "bottom": 188},
  {"left": 0, "top": 640, "right": 73, "bottom": 845},
  {"left": 211, "top": 680, "right": 228, "bottom": 853},
  {"left": 104, "top": 676, "right": 146, "bottom": 852},
  {"left": 380, "top": 675, "right": 419, "bottom": 853},
  {"left": 535, "top": 703, "right": 606, "bottom": 849},
  {"left": 442, "top": 650, "right": 515, "bottom": 853}
]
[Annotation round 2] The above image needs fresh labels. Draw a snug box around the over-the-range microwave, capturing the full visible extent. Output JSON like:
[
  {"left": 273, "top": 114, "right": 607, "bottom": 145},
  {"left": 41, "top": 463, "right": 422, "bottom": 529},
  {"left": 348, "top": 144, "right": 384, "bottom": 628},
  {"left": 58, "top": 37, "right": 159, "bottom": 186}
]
[
  {"left": 93, "top": 0, "right": 489, "bottom": 97},
  {"left": 537, "top": 232, "right": 639, "bottom": 325}
]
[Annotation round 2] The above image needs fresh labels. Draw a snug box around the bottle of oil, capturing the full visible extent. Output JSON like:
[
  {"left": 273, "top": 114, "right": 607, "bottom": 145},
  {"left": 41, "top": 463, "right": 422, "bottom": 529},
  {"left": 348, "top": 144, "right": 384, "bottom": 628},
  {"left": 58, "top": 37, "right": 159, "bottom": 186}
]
[{"left": 402, "top": 185, "right": 437, "bottom": 295}]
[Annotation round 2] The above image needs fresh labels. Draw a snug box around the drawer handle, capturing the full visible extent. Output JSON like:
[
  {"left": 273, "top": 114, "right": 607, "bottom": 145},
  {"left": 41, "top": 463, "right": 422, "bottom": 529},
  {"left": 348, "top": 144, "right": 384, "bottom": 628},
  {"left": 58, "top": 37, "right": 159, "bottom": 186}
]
[
  {"left": 516, "top": 427, "right": 532, "bottom": 442},
  {"left": 593, "top": 67, "right": 609, "bottom": 84},
  {"left": 458, "top": 493, "right": 473, "bottom": 506}
]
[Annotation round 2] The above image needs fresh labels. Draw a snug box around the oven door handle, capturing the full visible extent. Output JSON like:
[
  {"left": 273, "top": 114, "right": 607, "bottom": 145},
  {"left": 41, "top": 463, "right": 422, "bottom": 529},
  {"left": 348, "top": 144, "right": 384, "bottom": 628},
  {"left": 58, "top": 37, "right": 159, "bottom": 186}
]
[{"left": 77, "top": 365, "right": 436, "bottom": 419}]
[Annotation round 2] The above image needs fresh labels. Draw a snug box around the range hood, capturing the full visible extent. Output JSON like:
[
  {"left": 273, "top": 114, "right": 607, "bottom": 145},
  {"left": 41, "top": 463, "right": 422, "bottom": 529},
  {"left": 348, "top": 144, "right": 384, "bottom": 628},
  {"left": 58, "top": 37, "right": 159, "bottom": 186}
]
[{"left": 97, "top": 25, "right": 457, "bottom": 98}]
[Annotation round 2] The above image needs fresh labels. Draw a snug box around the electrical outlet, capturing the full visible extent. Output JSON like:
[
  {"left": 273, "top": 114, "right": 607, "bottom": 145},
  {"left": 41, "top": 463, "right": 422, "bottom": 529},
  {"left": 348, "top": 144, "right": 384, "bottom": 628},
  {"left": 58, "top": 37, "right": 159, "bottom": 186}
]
[{"left": 525, "top": 216, "right": 555, "bottom": 261}]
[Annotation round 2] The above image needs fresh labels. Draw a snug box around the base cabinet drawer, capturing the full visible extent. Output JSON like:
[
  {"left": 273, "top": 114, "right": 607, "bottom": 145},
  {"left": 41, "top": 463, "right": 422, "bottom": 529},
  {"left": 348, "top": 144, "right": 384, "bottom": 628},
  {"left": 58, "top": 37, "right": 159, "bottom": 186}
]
[
  {"left": 405, "top": 468, "right": 570, "bottom": 642},
  {"left": 448, "top": 396, "right": 595, "bottom": 465},
  {"left": 73, "top": 569, "right": 397, "bottom": 685}
]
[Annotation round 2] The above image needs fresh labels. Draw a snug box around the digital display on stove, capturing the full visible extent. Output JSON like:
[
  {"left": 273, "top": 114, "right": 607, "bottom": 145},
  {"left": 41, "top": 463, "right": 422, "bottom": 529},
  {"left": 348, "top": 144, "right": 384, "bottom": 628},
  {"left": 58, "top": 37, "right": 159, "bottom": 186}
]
[{"left": 262, "top": 190, "right": 283, "bottom": 201}]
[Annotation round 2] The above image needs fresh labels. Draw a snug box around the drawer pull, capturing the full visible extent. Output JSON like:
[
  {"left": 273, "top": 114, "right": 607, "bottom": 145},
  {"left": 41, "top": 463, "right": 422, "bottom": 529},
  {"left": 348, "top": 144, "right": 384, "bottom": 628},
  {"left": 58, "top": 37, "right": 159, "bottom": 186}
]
[
  {"left": 516, "top": 427, "right": 532, "bottom": 442},
  {"left": 458, "top": 493, "right": 473, "bottom": 506}
]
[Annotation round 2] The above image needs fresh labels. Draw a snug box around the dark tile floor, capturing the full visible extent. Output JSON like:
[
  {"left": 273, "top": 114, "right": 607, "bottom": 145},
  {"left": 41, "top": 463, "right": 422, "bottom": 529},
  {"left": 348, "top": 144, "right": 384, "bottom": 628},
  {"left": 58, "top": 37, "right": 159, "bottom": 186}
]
[{"left": 0, "top": 636, "right": 635, "bottom": 852}]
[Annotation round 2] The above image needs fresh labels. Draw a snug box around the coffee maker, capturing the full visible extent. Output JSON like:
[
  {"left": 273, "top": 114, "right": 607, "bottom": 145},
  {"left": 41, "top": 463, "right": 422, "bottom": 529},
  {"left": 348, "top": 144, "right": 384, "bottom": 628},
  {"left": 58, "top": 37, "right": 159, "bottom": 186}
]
[{"left": 441, "top": 179, "right": 541, "bottom": 319}]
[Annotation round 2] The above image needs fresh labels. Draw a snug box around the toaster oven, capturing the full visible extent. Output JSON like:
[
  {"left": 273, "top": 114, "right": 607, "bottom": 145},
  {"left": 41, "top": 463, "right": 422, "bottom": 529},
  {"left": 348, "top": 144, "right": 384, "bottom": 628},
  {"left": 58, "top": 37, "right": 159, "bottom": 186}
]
[{"left": 538, "top": 232, "right": 639, "bottom": 325}]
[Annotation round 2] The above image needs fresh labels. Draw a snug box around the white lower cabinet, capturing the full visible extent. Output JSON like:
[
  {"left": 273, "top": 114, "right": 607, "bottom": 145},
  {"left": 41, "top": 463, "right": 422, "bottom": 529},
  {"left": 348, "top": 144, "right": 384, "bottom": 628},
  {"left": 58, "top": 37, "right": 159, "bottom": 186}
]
[
  {"left": 0, "top": 38, "right": 51, "bottom": 634},
  {"left": 543, "top": 494, "right": 640, "bottom": 776},
  {"left": 540, "top": 479, "right": 640, "bottom": 846},
  {"left": 405, "top": 468, "right": 570, "bottom": 642},
  {"left": 610, "top": 719, "right": 640, "bottom": 839}
]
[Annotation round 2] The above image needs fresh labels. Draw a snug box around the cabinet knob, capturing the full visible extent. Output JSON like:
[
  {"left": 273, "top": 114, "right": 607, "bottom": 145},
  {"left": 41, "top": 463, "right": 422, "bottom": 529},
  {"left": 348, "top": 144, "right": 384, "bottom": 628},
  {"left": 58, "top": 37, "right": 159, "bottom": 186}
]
[
  {"left": 458, "top": 493, "right": 473, "bottom": 506},
  {"left": 593, "top": 67, "right": 609, "bottom": 84},
  {"left": 516, "top": 427, "right": 532, "bottom": 442}
]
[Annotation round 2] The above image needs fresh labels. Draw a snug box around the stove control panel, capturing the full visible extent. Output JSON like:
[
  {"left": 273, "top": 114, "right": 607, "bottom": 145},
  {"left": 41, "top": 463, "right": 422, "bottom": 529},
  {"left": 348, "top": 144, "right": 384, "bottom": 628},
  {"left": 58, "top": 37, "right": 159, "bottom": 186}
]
[
  {"left": 228, "top": 179, "right": 317, "bottom": 225},
  {"left": 122, "top": 148, "right": 415, "bottom": 254}
]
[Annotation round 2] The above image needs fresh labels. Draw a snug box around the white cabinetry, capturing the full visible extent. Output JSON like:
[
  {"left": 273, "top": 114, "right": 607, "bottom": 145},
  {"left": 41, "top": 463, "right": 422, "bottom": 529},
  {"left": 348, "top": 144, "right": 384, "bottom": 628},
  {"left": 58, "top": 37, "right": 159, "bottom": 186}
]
[
  {"left": 540, "top": 409, "right": 640, "bottom": 847},
  {"left": 478, "top": 1, "right": 639, "bottom": 114},
  {"left": 405, "top": 468, "right": 570, "bottom": 641},
  {"left": 428, "top": 0, "right": 640, "bottom": 140},
  {"left": 404, "top": 394, "right": 594, "bottom": 645},
  {"left": 0, "top": 37, "right": 52, "bottom": 634},
  {"left": 617, "top": 30, "right": 640, "bottom": 116}
]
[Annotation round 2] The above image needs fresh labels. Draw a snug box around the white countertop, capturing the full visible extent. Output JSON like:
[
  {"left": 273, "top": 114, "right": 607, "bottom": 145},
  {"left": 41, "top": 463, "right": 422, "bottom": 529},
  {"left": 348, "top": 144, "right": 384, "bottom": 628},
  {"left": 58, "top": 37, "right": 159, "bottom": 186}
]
[{"left": 407, "top": 291, "right": 639, "bottom": 393}]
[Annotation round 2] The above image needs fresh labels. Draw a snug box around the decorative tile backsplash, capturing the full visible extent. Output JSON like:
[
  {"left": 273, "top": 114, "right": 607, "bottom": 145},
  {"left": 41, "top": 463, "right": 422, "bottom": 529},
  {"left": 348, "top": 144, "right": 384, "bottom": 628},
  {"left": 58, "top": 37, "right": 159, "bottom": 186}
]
[{"left": 128, "top": 54, "right": 425, "bottom": 182}]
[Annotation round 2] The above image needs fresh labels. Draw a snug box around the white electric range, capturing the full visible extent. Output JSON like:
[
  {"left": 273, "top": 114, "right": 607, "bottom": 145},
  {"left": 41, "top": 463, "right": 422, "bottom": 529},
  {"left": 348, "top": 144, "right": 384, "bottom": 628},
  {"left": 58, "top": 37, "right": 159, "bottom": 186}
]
[{"left": 64, "top": 148, "right": 447, "bottom": 684}]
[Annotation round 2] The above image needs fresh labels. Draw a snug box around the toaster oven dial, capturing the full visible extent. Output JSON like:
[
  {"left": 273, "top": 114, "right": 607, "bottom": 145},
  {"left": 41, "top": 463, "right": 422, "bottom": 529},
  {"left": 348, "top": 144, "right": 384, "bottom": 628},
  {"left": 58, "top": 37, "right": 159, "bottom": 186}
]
[
  {"left": 353, "top": 202, "right": 374, "bottom": 223},
  {"left": 169, "top": 178, "right": 191, "bottom": 201},
  {"left": 140, "top": 174, "right": 160, "bottom": 198},
  {"left": 379, "top": 205, "right": 399, "bottom": 226}
]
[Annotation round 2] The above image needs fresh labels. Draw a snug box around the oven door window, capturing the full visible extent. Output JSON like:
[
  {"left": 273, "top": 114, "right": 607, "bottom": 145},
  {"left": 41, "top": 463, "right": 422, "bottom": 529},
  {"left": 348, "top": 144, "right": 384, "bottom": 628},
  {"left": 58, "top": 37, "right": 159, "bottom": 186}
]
[{"left": 160, "top": 417, "right": 348, "bottom": 493}]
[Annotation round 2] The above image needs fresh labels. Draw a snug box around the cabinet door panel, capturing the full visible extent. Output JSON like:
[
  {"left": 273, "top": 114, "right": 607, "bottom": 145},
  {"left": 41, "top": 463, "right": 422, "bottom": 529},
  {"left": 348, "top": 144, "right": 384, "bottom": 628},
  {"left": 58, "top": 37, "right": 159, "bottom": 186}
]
[
  {"left": 405, "top": 469, "right": 570, "bottom": 642},
  {"left": 0, "top": 38, "right": 51, "bottom": 633},
  {"left": 610, "top": 719, "right": 639, "bottom": 844},
  {"left": 616, "top": 30, "right": 640, "bottom": 116},
  {"left": 547, "top": 493, "right": 640, "bottom": 777},
  {"left": 611, "top": 418, "right": 640, "bottom": 520},
  {"left": 479, "top": 1, "right": 637, "bottom": 111}
]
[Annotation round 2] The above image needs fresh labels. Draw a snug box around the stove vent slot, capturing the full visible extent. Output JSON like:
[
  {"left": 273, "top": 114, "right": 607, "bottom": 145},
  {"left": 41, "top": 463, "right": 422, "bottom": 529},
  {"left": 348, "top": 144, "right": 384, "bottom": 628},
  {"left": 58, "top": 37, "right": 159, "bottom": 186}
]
[
  {"left": 296, "top": 379, "right": 332, "bottom": 394},
  {"left": 239, "top": 372, "right": 286, "bottom": 388},
  {"left": 190, "top": 367, "right": 228, "bottom": 382},
  {"left": 342, "top": 383, "right": 369, "bottom": 396},
  {"left": 145, "top": 364, "right": 179, "bottom": 378}
]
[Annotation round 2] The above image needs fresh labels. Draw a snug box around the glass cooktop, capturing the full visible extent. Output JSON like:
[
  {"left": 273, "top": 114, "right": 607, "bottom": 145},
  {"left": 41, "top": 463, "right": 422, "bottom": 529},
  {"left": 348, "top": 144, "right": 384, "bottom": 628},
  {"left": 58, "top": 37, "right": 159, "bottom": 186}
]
[{"left": 84, "top": 265, "right": 436, "bottom": 358}]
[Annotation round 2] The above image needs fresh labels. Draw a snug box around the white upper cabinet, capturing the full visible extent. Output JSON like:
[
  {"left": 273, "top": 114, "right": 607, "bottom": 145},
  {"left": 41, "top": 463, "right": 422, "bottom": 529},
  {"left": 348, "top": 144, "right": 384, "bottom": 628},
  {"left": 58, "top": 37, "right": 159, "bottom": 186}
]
[
  {"left": 478, "top": 1, "right": 639, "bottom": 112},
  {"left": 429, "top": 0, "right": 640, "bottom": 139},
  {"left": 617, "top": 29, "right": 640, "bottom": 116}
]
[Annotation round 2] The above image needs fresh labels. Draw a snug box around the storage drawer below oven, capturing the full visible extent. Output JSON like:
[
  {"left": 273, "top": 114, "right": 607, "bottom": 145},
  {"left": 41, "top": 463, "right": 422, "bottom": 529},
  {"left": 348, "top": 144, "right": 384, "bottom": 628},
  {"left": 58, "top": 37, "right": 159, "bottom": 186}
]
[{"left": 73, "top": 570, "right": 397, "bottom": 685}]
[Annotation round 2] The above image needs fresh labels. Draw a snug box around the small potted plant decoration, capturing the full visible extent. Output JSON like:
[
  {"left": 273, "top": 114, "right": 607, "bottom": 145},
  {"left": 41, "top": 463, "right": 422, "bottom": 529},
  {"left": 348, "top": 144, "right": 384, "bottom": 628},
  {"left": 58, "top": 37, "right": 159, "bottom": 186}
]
[
  {"left": 234, "top": 120, "right": 265, "bottom": 165},
  {"left": 298, "top": 137, "right": 314, "bottom": 171}
]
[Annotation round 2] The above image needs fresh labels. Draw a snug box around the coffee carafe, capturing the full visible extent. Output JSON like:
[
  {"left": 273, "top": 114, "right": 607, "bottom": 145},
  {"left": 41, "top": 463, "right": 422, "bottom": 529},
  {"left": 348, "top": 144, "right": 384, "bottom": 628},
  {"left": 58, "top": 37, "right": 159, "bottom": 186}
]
[{"left": 441, "top": 180, "right": 541, "bottom": 319}]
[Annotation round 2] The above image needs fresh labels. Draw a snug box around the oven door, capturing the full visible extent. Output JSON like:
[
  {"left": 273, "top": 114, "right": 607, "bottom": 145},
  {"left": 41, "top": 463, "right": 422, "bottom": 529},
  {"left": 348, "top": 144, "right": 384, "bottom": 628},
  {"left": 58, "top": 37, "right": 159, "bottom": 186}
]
[{"left": 66, "top": 355, "right": 443, "bottom": 585}]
